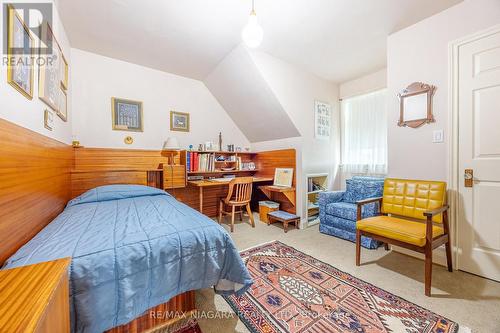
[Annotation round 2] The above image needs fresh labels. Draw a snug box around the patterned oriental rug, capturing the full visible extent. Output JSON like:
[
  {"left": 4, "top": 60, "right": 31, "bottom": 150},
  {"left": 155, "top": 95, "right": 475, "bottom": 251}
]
[{"left": 223, "top": 241, "right": 459, "bottom": 333}]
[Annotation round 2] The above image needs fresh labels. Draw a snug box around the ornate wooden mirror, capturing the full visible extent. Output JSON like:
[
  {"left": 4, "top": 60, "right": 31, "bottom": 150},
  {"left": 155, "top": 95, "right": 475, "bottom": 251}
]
[{"left": 397, "top": 82, "right": 436, "bottom": 128}]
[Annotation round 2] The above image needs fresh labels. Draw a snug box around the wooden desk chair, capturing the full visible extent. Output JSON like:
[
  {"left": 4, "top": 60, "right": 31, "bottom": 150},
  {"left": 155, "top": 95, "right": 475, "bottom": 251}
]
[
  {"left": 218, "top": 177, "right": 255, "bottom": 232},
  {"left": 355, "top": 178, "right": 452, "bottom": 296}
]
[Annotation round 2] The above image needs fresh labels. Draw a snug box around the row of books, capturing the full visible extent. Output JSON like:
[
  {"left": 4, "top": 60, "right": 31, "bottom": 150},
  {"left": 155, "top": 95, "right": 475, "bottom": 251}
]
[{"left": 186, "top": 152, "right": 215, "bottom": 172}]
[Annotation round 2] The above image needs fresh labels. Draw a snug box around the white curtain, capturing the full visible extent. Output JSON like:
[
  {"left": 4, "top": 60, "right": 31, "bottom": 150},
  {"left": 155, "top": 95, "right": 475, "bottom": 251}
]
[{"left": 341, "top": 89, "right": 388, "bottom": 177}]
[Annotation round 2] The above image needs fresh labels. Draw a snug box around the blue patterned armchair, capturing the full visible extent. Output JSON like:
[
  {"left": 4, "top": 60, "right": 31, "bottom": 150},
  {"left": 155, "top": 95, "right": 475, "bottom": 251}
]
[{"left": 319, "top": 176, "right": 385, "bottom": 249}]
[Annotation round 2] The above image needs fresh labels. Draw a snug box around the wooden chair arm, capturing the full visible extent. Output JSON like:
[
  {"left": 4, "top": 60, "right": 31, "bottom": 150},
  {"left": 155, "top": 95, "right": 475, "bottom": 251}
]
[
  {"left": 356, "top": 197, "right": 383, "bottom": 207},
  {"left": 423, "top": 205, "right": 449, "bottom": 217},
  {"left": 356, "top": 197, "right": 383, "bottom": 221}
]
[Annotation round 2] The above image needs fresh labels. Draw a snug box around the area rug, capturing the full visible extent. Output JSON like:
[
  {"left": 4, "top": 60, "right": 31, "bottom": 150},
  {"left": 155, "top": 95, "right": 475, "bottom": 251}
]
[{"left": 223, "top": 241, "right": 459, "bottom": 333}]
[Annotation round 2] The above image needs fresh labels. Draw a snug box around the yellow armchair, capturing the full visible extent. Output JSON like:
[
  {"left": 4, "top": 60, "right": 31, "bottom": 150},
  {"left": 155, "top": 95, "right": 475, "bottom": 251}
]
[{"left": 355, "top": 178, "right": 452, "bottom": 296}]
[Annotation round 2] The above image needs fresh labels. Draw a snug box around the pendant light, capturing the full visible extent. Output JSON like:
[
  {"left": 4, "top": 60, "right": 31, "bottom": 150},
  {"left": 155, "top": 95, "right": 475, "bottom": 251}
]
[{"left": 242, "top": 0, "right": 263, "bottom": 48}]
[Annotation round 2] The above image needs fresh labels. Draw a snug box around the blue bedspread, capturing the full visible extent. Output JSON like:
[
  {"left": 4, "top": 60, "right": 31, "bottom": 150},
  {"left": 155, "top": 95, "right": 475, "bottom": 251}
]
[{"left": 3, "top": 185, "right": 252, "bottom": 333}]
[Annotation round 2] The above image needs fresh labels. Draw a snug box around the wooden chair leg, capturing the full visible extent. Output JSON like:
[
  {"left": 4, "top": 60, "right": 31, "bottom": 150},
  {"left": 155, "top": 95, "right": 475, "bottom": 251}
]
[
  {"left": 239, "top": 209, "right": 243, "bottom": 221},
  {"left": 445, "top": 240, "right": 453, "bottom": 272},
  {"left": 246, "top": 204, "right": 255, "bottom": 228},
  {"left": 425, "top": 244, "right": 433, "bottom": 297},
  {"left": 356, "top": 230, "right": 361, "bottom": 266},
  {"left": 230, "top": 205, "right": 235, "bottom": 232},
  {"left": 218, "top": 200, "right": 223, "bottom": 224}
]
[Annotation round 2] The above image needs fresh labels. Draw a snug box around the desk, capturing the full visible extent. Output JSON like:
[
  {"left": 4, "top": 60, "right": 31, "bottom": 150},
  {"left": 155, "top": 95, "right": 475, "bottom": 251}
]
[
  {"left": 188, "top": 177, "right": 273, "bottom": 213},
  {"left": 259, "top": 185, "right": 296, "bottom": 206}
]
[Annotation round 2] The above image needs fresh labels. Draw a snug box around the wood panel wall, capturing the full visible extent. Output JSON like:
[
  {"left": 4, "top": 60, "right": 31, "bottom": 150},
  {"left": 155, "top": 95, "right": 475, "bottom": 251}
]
[
  {"left": 0, "top": 119, "right": 73, "bottom": 264},
  {"left": 254, "top": 149, "right": 297, "bottom": 213},
  {"left": 71, "top": 148, "right": 177, "bottom": 198}
]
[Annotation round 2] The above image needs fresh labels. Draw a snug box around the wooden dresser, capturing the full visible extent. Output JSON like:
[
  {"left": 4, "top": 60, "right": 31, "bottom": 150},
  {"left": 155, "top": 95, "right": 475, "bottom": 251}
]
[{"left": 0, "top": 258, "right": 71, "bottom": 333}]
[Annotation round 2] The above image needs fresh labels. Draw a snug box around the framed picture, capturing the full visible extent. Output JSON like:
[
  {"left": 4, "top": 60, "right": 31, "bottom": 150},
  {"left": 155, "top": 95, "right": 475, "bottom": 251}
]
[
  {"left": 6, "top": 4, "right": 34, "bottom": 99},
  {"left": 314, "top": 101, "right": 331, "bottom": 140},
  {"left": 59, "top": 48, "right": 69, "bottom": 90},
  {"left": 38, "top": 22, "right": 60, "bottom": 112},
  {"left": 112, "top": 97, "right": 143, "bottom": 132},
  {"left": 273, "top": 168, "right": 294, "bottom": 187},
  {"left": 44, "top": 109, "right": 54, "bottom": 131},
  {"left": 170, "top": 111, "right": 190, "bottom": 132},
  {"left": 58, "top": 88, "right": 67, "bottom": 121}
]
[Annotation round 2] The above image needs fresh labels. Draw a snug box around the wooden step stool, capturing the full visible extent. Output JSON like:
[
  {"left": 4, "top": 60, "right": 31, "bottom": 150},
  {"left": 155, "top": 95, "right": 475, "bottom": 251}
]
[{"left": 267, "top": 211, "right": 300, "bottom": 233}]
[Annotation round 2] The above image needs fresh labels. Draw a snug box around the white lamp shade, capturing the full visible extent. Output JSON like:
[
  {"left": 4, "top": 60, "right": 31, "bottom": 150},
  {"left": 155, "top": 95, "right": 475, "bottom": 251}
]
[
  {"left": 242, "top": 13, "right": 263, "bottom": 48},
  {"left": 163, "top": 137, "right": 180, "bottom": 150}
]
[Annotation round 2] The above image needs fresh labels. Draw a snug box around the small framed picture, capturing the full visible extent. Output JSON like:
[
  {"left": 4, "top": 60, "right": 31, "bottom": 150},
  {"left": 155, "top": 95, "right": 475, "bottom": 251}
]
[
  {"left": 274, "top": 168, "right": 294, "bottom": 187},
  {"left": 58, "top": 88, "right": 67, "bottom": 121},
  {"left": 112, "top": 97, "right": 143, "bottom": 132},
  {"left": 7, "top": 4, "right": 34, "bottom": 100},
  {"left": 314, "top": 101, "right": 331, "bottom": 140},
  {"left": 44, "top": 109, "right": 54, "bottom": 131},
  {"left": 170, "top": 111, "right": 190, "bottom": 132}
]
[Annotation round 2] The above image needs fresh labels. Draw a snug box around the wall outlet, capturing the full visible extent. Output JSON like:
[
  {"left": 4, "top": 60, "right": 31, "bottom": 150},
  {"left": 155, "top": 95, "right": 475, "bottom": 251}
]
[{"left": 433, "top": 130, "right": 444, "bottom": 143}]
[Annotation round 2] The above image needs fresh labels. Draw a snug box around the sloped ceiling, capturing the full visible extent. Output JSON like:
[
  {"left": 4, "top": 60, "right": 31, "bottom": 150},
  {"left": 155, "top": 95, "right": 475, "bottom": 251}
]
[
  {"left": 204, "top": 46, "right": 300, "bottom": 143},
  {"left": 56, "top": 0, "right": 462, "bottom": 82}
]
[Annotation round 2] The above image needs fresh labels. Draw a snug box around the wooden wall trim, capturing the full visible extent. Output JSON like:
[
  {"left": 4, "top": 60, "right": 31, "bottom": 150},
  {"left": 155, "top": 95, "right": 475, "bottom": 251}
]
[{"left": 0, "top": 119, "right": 73, "bottom": 264}]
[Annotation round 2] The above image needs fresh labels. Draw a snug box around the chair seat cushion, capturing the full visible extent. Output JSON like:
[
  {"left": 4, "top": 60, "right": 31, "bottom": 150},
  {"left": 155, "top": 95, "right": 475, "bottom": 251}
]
[
  {"left": 356, "top": 216, "right": 444, "bottom": 247},
  {"left": 325, "top": 202, "right": 378, "bottom": 221}
]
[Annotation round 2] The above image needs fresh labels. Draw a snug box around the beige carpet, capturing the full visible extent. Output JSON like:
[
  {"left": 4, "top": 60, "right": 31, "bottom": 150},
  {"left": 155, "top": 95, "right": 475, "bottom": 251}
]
[{"left": 194, "top": 213, "right": 500, "bottom": 333}]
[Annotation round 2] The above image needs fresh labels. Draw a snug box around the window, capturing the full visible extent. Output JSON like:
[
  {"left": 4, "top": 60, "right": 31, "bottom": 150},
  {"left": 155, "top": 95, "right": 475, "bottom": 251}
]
[{"left": 341, "top": 89, "right": 388, "bottom": 175}]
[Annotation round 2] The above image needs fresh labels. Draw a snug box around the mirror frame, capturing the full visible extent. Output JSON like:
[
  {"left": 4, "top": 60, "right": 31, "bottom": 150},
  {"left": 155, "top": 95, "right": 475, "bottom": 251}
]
[{"left": 397, "top": 82, "right": 436, "bottom": 128}]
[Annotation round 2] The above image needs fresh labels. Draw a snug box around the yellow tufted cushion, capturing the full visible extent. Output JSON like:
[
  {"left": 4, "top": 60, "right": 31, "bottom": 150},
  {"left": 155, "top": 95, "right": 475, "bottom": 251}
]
[
  {"left": 382, "top": 178, "right": 447, "bottom": 223},
  {"left": 357, "top": 216, "right": 444, "bottom": 247}
]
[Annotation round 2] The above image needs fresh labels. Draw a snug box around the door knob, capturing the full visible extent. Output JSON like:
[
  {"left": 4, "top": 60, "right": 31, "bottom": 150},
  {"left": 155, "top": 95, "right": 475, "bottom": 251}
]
[{"left": 464, "top": 169, "right": 473, "bottom": 187}]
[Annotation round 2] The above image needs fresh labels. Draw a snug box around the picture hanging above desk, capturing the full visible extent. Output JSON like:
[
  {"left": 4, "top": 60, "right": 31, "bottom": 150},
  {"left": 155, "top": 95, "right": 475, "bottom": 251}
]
[{"left": 274, "top": 168, "right": 294, "bottom": 187}]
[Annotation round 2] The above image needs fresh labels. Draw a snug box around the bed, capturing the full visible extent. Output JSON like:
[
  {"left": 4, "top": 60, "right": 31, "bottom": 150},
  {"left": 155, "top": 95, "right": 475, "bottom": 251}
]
[{"left": 3, "top": 185, "right": 253, "bottom": 333}]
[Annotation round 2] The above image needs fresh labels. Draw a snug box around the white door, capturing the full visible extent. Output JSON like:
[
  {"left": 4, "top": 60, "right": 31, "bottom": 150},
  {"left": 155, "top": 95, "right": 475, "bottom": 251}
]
[{"left": 458, "top": 28, "right": 500, "bottom": 281}]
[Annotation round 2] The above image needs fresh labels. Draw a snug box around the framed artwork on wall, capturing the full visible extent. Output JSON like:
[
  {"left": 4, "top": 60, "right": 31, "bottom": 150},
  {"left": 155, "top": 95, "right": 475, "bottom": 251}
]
[
  {"left": 170, "top": 111, "right": 190, "bottom": 132},
  {"left": 38, "top": 22, "right": 60, "bottom": 112},
  {"left": 111, "top": 97, "right": 143, "bottom": 132},
  {"left": 314, "top": 101, "right": 331, "bottom": 140},
  {"left": 44, "top": 109, "right": 54, "bottom": 131},
  {"left": 6, "top": 4, "right": 34, "bottom": 100},
  {"left": 58, "top": 88, "right": 67, "bottom": 121},
  {"left": 59, "top": 48, "right": 69, "bottom": 90}
]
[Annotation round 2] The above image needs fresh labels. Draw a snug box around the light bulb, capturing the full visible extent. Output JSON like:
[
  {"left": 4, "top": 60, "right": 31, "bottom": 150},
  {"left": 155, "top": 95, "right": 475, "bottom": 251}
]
[{"left": 242, "top": 12, "right": 263, "bottom": 48}]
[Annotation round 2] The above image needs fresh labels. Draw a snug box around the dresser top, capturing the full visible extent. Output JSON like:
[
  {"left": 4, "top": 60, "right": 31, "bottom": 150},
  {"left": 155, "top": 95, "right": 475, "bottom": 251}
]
[{"left": 0, "top": 258, "right": 71, "bottom": 332}]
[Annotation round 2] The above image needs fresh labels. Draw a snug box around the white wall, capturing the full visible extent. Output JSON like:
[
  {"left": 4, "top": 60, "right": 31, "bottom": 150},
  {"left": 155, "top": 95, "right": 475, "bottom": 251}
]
[
  {"left": 249, "top": 51, "right": 340, "bottom": 225},
  {"left": 71, "top": 49, "right": 250, "bottom": 150},
  {"left": 0, "top": 0, "right": 72, "bottom": 143},
  {"left": 387, "top": 0, "right": 500, "bottom": 182},
  {"left": 339, "top": 68, "right": 387, "bottom": 99},
  {"left": 387, "top": 0, "right": 500, "bottom": 265}
]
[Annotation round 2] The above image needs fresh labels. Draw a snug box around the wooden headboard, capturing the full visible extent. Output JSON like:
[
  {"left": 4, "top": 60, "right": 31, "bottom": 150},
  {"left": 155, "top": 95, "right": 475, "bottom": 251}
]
[{"left": 0, "top": 119, "right": 73, "bottom": 264}]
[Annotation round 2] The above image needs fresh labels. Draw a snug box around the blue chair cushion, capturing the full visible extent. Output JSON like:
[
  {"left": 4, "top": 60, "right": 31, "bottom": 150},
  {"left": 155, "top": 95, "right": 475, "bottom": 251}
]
[
  {"left": 325, "top": 202, "right": 378, "bottom": 221},
  {"left": 344, "top": 179, "right": 384, "bottom": 203},
  {"left": 268, "top": 210, "right": 299, "bottom": 221}
]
